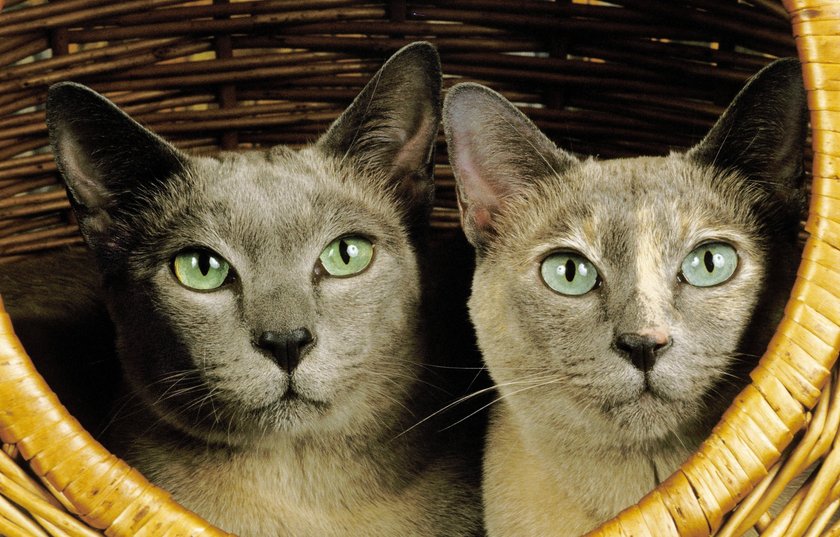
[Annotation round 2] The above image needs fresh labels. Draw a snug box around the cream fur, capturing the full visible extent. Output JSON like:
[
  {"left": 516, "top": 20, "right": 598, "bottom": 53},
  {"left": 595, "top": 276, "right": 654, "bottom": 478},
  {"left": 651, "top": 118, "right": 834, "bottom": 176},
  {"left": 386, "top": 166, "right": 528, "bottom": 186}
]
[{"left": 443, "top": 61, "right": 807, "bottom": 536}]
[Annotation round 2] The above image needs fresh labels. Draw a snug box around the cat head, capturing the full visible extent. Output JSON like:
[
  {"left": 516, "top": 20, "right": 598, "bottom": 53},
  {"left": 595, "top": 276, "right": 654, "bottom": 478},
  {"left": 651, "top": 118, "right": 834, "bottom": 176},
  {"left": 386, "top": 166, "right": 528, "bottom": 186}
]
[
  {"left": 46, "top": 42, "right": 441, "bottom": 444},
  {"left": 444, "top": 58, "right": 807, "bottom": 447}
]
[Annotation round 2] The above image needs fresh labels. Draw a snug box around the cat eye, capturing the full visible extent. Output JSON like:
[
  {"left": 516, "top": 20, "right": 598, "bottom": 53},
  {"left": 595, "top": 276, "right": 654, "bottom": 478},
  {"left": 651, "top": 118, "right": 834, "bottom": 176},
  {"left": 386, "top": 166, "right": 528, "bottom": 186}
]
[
  {"left": 680, "top": 242, "right": 738, "bottom": 287},
  {"left": 172, "top": 249, "right": 233, "bottom": 291},
  {"left": 318, "top": 236, "right": 374, "bottom": 277},
  {"left": 540, "top": 252, "right": 599, "bottom": 296}
]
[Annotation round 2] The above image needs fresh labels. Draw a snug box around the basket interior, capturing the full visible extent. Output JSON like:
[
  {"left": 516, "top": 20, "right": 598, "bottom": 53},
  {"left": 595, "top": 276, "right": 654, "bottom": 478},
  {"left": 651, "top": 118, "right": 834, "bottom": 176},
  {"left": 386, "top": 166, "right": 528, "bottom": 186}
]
[{"left": 0, "top": 0, "right": 799, "bottom": 262}]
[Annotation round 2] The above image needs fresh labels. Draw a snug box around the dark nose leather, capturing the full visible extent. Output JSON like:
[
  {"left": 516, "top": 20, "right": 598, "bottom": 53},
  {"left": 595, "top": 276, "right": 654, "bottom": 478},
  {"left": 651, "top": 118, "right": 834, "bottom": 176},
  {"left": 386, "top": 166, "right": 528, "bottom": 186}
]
[
  {"left": 257, "top": 328, "right": 314, "bottom": 373},
  {"left": 614, "top": 333, "right": 670, "bottom": 373}
]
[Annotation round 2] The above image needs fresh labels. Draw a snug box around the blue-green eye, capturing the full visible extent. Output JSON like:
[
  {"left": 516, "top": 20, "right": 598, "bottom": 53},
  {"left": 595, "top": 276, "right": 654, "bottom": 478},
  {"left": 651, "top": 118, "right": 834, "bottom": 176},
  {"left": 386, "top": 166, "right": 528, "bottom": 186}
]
[
  {"left": 173, "top": 249, "right": 232, "bottom": 290},
  {"left": 319, "top": 236, "right": 373, "bottom": 277},
  {"left": 681, "top": 243, "right": 738, "bottom": 287},
  {"left": 540, "top": 252, "right": 599, "bottom": 296}
]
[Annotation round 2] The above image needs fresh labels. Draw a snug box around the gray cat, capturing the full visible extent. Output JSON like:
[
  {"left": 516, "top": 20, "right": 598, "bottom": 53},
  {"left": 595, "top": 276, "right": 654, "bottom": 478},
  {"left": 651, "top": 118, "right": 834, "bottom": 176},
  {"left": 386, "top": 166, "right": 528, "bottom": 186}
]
[
  {"left": 1, "top": 43, "right": 482, "bottom": 536},
  {"left": 443, "top": 58, "right": 807, "bottom": 535}
]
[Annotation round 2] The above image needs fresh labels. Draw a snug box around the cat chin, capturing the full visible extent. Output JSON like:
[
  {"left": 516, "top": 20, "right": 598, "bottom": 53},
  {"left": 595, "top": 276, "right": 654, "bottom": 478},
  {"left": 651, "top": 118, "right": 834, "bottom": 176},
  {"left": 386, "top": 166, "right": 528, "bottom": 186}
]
[
  {"left": 142, "top": 386, "right": 340, "bottom": 446},
  {"left": 598, "top": 392, "right": 701, "bottom": 443},
  {"left": 246, "top": 396, "right": 334, "bottom": 433}
]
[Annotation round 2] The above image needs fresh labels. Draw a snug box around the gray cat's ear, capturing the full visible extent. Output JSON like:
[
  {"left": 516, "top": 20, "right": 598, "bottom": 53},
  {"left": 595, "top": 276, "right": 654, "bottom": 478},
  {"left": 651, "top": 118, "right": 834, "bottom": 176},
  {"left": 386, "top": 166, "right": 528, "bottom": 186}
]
[
  {"left": 317, "top": 42, "right": 441, "bottom": 228},
  {"left": 443, "top": 83, "right": 578, "bottom": 249},
  {"left": 688, "top": 58, "right": 808, "bottom": 191},
  {"left": 46, "top": 82, "right": 186, "bottom": 252}
]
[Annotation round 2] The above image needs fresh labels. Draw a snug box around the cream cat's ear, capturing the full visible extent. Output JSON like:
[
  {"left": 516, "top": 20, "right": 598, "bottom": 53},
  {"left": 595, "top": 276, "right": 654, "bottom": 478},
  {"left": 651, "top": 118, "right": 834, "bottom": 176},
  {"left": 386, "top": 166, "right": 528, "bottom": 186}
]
[
  {"left": 318, "top": 42, "right": 441, "bottom": 229},
  {"left": 688, "top": 58, "right": 807, "bottom": 192},
  {"left": 443, "top": 83, "right": 578, "bottom": 248},
  {"left": 46, "top": 82, "right": 186, "bottom": 252}
]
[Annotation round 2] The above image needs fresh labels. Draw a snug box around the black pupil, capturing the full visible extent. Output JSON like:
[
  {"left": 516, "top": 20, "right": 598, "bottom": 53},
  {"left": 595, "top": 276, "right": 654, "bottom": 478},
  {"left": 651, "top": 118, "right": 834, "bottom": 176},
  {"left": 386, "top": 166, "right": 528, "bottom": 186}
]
[
  {"left": 703, "top": 250, "right": 715, "bottom": 273},
  {"left": 565, "top": 259, "right": 576, "bottom": 282},
  {"left": 198, "top": 252, "right": 212, "bottom": 276},
  {"left": 339, "top": 239, "right": 351, "bottom": 264}
]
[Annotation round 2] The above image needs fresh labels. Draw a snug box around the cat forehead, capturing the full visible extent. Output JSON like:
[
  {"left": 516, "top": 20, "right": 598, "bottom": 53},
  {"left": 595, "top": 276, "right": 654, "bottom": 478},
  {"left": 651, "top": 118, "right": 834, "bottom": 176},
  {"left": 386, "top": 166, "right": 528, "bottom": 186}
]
[
  {"left": 142, "top": 148, "right": 405, "bottom": 256},
  {"left": 492, "top": 154, "right": 761, "bottom": 260},
  {"left": 196, "top": 146, "right": 387, "bottom": 196},
  {"left": 581, "top": 155, "right": 721, "bottom": 199}
]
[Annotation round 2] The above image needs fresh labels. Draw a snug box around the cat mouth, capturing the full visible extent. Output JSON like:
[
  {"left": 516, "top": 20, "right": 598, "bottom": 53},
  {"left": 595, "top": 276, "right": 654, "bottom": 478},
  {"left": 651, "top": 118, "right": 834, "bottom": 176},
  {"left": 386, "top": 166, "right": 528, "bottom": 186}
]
[
  {"left": 603, "top": 383, "right": 672, "bottom": 412},
  {"left": 276, "top": 388, "right": 328, "bottom": 407},
  {"left": 640, "top": 377, "right": 678, "bottom": 401},
  {"left": 638, "top": 388, "right": 666, "bottom": 402},
  {"left": 243, "top": 388, "right": 329, "bottom": 418},
  {"left": 640, "top": 378, "right": 661, "bottom": 397}
]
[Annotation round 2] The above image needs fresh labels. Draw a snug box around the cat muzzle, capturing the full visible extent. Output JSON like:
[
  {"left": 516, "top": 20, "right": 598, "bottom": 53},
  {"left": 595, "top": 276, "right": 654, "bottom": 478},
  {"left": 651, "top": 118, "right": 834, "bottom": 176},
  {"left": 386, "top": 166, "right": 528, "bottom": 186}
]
[
  {"left": 614, "top": 332, "right": 671, "bottom": 373},
  {"left": 256, "top": 328, "right": 314, "bottom": 374}
]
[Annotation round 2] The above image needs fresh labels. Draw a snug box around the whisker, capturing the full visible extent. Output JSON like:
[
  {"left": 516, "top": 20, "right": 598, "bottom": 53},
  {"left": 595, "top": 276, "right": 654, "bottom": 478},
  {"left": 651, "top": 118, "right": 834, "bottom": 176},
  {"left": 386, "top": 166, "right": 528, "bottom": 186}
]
[
  {"left": 367, "top": 365, "right": 450, "bottom": 395},
  {"left": 440, "top": 378, "right": 566, "bottom": 432},
  {"left": 394, "top": 377, "right": 559, "bottom": 439}
]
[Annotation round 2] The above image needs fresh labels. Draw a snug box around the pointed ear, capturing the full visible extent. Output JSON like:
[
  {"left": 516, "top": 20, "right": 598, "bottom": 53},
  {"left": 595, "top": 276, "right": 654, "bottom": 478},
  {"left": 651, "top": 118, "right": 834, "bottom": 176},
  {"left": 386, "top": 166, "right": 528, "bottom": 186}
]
[
  {"left": 443, "top": 83, "right": 578, "bottom": 249},
  {"left": 46, "top": 82, "right": 186, "bottom": 254},
  {"left": 318, "top": 42, "right": 442, "bottom": 229},
  {"left": 688, "top": 58, "right": 808, "bottom": 194}
]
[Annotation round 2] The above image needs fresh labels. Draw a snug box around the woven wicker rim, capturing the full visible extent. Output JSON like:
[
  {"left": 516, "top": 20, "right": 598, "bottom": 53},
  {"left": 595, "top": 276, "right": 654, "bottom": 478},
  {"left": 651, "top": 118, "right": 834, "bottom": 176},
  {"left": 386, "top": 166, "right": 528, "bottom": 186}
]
[{"left": 0, "top": 1, "right": 838, "bottom": 535}]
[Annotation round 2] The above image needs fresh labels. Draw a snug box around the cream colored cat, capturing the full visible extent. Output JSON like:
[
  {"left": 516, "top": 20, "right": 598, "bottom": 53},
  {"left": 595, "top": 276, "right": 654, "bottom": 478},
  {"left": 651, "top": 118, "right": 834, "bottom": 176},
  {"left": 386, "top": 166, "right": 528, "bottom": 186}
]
[{"left": 444, "top": 58, "right": 807, "bottom": 535}]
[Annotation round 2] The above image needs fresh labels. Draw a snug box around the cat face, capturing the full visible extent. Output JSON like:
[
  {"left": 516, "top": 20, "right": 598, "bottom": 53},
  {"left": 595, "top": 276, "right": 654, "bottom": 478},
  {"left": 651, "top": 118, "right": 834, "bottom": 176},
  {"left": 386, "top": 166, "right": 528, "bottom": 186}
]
[
  {"left": 46, "top": 43, "right": 441, "bottom": 444},
  {"left": 444, "top": 59, "right": 807, "bottom": 447}
]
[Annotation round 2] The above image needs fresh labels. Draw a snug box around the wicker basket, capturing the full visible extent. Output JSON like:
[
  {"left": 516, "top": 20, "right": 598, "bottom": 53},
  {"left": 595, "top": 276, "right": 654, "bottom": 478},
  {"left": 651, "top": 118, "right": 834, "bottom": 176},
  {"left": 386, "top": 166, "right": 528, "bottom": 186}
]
[{"left": 0, "top": 1, "right": 838, "bottom": 535}]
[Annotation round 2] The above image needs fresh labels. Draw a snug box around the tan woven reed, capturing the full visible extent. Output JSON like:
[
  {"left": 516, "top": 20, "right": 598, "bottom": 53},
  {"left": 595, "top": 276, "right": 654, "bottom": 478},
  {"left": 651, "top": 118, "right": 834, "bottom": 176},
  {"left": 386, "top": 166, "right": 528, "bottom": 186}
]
[{"left": 0, "top": 1, "right": 837, "bottom": 536}]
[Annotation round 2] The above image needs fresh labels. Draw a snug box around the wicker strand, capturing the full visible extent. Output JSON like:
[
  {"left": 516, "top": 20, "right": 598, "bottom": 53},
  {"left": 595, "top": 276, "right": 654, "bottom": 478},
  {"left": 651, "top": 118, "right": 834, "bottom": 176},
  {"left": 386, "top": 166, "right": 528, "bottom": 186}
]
[
  {"left": 111, "top": 0, "right": 361, "bottom": 25},
  {"left": 0, "top": 40, "right": 213, "bottom": 94},
  {"left": 719, "top": 372, "right": 840, "bottom": 535},
  {"left": 0, "top": 37, "right": 48, "bottom": 68},
  {"left": 0, "top": 0, "right": 187, "bottom": 37},
  {"left": 67, "top": 7, "right": 389, "bottom": 42}
]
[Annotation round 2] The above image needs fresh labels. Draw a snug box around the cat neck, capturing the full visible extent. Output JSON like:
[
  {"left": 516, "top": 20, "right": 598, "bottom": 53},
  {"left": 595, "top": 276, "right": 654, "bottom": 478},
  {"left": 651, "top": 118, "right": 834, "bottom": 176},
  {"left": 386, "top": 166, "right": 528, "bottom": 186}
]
[
  {"left": 116, "top": 391, "right": 478, "bottom": 537},
  {"left": 133, "top": 414, "right": 426, "bottom": 484},
  {"left": 506, "top": 399, "right": 699, "bottom": 461},
  {"left": 488, "top": 402, "right": 699, "bottom": 527}
]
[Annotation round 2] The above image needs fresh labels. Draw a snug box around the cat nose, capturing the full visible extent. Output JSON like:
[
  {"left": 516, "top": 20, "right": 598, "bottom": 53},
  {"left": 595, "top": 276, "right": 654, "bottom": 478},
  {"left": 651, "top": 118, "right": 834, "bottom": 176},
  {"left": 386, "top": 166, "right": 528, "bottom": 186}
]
[
  {"left": 614, "top": 332, "right": 671, "bottom": 373},
  {"left": 257, "top": 328, "right": 314, "bottom": 373}
]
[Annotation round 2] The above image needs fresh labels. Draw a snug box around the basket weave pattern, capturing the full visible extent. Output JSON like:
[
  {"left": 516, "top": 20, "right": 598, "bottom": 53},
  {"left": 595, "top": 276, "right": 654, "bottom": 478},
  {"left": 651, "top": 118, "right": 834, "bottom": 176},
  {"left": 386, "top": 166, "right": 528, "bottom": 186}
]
[{"left": 0, "top": 1, "right": 838, "bottom": 536}]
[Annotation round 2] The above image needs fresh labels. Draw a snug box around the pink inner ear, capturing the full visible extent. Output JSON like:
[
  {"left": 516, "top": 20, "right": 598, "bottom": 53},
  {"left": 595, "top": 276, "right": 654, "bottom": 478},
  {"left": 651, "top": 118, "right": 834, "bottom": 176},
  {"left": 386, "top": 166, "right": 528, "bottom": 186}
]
[
  {"left": 452, "top": 131, "right": 504, "bottom": 231},
  {"left": 392, "top": 113, "right": 435, "bottom": 173},
  {"left": 471, "top": 205, "right": 493, "bottom": 232},
  {"left": 59, "top": 136, "right": 113, "bottom": 210}
]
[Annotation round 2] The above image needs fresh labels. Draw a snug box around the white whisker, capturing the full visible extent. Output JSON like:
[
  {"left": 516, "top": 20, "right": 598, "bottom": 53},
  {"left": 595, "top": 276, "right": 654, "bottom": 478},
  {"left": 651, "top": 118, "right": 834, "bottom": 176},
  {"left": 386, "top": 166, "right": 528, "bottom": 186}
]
[{"left": 440, "top": 377, "right": 566, "bottom": 432}]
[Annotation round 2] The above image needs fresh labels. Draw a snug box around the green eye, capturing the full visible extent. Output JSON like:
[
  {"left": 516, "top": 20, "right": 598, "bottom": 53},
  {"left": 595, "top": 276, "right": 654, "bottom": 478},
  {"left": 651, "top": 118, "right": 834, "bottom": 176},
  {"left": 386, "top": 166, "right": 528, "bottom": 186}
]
[
  {"left": 173, "top": 249, "right": 231, "bottom": 291},
  {"left": 540, "top": 252, "right": 599, "bottom": 296},
  {"left": 681, "top": 242, "right": 738, "bottom": 287},
  {"left": 319, "top": 236, "right": 373, "bottom": 277}
]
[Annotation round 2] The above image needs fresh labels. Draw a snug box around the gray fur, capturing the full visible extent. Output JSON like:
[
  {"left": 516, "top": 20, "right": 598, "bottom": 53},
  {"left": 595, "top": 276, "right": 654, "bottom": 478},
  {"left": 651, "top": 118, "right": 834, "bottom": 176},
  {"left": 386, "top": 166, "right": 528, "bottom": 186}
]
[
  {"left": 444, "top": 58, "right": 807, "bottom": 535},
  {"left": 3, "top": 42, "right": 481, "bottom": 536}
]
